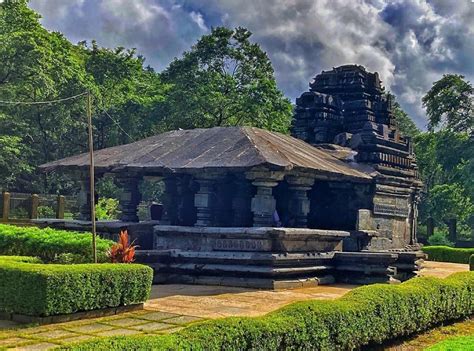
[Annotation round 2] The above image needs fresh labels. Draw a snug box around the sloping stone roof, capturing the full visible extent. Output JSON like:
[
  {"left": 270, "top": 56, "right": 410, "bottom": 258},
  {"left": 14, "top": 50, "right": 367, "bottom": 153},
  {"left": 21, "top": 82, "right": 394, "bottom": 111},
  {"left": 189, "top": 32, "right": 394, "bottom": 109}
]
[{"left": 39, "top": 127, "right": 373, "bottom": 181}]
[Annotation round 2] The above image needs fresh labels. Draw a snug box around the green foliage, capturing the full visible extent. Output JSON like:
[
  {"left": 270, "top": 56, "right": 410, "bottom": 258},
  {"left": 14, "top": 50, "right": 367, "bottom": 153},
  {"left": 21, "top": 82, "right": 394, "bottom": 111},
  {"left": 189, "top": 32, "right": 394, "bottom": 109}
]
[
  {"left": 387, "top": 92, "right": 420, "bottom": 138},
  {"left": 61, "top": 272, "right": 474, "bottom": 350},
  {"left": 0, "top": 133, "right": 33, "bottom": 189},
  {"left": 427, "top": 230, "right": 453, "bottom": 247},
  {"left": 37, "top": 205, "right": 55, "bottom": 218},
  {"left": 95, "top": 198, "right": 119, "bottom": 220},
  {"left": 159, "top": 27, "right": 292, "bottom": 133},
  {"left": 0, "top": 255, "right": 152, "bottom": 316},
  {"left": 422, "top": 74, "right": 474, "bottom": 133},
  {"left": 470, "top": 255, "right": 473, "bottom": 271},
  {"left": 0, "top": 224, "right": 113, "bottom": 263},
  {"left": 0, "top": 0, "right": 167, "bottom": 194},
  {"left": 428, "top": 184, "right": 474, "bottom": 224},
  {"left": 414, "top": 130, "right": 473, "bottom": 233},
  {"left": 422, "top": 246, "right": 474, "bottom": 264},
  {"left": 426, "top": 335, "right": 474, "bottom": 351}
]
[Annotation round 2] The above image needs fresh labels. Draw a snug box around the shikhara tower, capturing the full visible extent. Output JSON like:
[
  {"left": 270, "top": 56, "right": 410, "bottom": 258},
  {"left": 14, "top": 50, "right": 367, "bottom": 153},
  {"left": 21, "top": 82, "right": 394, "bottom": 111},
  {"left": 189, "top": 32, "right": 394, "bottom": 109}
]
[{"left": 292, "top": 65, "right": 422, "bottom": 251}]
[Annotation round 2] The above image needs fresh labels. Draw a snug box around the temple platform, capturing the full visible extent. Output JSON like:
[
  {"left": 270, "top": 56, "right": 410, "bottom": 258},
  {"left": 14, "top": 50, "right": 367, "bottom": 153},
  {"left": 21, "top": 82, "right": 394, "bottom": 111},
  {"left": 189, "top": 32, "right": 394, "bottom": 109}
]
[
  {"left": 30, "top": 220, "right": 425, "bottom": 289},
  {"left": 137, "top": 225, "right": 425, "bottom": 289}
]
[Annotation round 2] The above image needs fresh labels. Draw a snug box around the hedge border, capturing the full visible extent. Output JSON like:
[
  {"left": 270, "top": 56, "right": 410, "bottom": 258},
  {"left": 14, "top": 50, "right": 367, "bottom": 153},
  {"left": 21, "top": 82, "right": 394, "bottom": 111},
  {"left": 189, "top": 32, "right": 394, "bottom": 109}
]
[
  {"left": 61, "top": 271, "right": 474, "bottom": 351},
  {"left": 0, "top": 224, "right": 113, "bottom": 263},
  {"left": 0, "top": 256, "right": 153, "bottom": 317},
  {"left": 422, "top": 246, "right": 474, "bottom": 264}
]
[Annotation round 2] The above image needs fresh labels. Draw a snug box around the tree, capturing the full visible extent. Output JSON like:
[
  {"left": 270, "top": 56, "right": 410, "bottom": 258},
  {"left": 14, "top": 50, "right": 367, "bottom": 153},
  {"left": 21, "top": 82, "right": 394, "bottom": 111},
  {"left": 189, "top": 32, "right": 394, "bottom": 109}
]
[
  {"left": 158, "top": 27, "right": 292, "bottom": 133},
  {"left": 0, "top": 0, "right": 167, "bottom": 193},
  {"left": 422, "top": 74, "right": 473, "bottom": 133},
  {"left": 387, "top": 92, "right": 420, "bottom": 138},
  {"left": 427, "top": 183, "right": 473, "bottom": 225},
  {"left": 414, "top": 130, "right": 473, "bottom": 240}
]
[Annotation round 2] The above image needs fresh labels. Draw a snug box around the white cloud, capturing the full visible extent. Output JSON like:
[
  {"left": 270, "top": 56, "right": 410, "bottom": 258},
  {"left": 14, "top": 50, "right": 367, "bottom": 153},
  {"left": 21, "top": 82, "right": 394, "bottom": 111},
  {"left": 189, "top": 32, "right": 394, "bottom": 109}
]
[
  {"left": 190, "top": 11, "right": 208, "bottom": 31},
  {"left": 27, "top": 0, "right": 474, "bottom": 128}
]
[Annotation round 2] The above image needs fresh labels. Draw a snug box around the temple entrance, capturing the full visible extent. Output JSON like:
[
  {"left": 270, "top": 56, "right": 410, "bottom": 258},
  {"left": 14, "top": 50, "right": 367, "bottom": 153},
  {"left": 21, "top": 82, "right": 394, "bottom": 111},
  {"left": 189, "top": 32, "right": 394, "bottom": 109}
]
[{"left": 308, "top": 181, "right": 372, "bottom": 231}]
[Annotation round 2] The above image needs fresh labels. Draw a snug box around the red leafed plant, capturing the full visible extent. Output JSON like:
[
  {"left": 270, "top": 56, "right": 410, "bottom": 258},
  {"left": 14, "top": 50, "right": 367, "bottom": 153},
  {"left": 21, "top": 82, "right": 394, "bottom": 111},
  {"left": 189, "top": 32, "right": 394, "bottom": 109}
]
[{"left": 107, "top": 229, "right": 138, "bottom": 263}]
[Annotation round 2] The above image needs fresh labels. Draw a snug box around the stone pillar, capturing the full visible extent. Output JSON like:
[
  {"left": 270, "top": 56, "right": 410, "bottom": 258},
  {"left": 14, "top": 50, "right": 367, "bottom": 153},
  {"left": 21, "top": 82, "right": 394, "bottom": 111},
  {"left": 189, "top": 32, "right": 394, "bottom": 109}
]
[
  {"left": 246, "top": 169, "right": 284, "bottom": 227},
  {"left": 409, "top": 192, "right": 419, "bottom": 245},
  {"left": 29, "top": 194, "right": 39, "bottom": 219},
  {"left": 1, "top": 191, "right": 10, "bottom": 221},
  {"left": 115, "top": 175, "right": 142, "bottom": 222},
  {"left": 161, "top": 177, "right": 179, "bottom": 225},
  {"left": 194, "top": 176, "right": 217, "bottom": 227},
  {"left": 178, "top": 176, "right": 198, "bottom": 226},
  {"left": 77, "top": 177, "right": 91, "bottom": 221},
  {"left": 56, "top": 195, "right": 65, "bottom": 219},
  {"left": 286, "top": 176, "right": 314, "bottom": 228},
  {"left": 231, "top": 178, "right": 253, "bottom": 227},
  {"left": 250, "top": 179, "right": 279, "bottom": 227}
]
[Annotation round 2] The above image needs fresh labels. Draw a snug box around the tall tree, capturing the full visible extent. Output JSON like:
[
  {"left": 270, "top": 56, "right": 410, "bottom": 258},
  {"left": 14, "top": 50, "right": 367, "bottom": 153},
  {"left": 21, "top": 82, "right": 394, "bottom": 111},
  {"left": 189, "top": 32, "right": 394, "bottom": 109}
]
[
  {"left": 158, "top": 27, "right": 292, "bottom": 133},
  {"left": 387, "top": 92, "right": 420, "bottom": 138},
  {"left": 422, "top": 74, "right": 473, "bottom": 133},
  {"left": 0, "top": 0, "right": 167, "bottom": 193}
]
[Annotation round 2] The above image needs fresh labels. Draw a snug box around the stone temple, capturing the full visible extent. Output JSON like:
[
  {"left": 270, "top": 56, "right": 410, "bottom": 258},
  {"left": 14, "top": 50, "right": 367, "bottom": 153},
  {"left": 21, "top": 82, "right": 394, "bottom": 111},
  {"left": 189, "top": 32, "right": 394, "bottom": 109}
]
[{"left": 39, "top": 65, "right": 424, "bottom": 289}]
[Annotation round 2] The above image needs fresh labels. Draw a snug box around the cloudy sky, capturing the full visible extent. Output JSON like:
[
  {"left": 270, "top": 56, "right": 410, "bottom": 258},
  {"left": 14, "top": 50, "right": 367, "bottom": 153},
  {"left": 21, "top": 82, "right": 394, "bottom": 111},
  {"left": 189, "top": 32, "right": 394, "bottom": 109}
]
[{"left": 29, "top": 0, "right": 474, "bottom": 128}]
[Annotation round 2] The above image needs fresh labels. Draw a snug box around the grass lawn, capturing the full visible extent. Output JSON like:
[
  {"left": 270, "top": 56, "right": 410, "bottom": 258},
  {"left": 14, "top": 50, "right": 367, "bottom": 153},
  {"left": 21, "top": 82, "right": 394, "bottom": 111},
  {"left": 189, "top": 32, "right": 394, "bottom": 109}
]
[
  {"left": 427, "top": 335, "right": 474, "bottom": 351},
  {"left": 377, "top": 318, "right": 474, "bottom": 350}
]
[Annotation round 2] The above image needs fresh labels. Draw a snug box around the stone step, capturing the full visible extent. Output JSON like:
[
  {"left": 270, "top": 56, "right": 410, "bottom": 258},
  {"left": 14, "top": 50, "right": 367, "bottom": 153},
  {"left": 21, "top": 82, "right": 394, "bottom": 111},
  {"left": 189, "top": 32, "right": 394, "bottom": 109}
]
[
  {"left": 137, "top": 250, "right": 335, "bottom": 267},
  {"left": 154, "top": 274, "right": 333, "bottom": 289},
  {"left": 150, "top": 262, "right": 334, "bottom": 277}
]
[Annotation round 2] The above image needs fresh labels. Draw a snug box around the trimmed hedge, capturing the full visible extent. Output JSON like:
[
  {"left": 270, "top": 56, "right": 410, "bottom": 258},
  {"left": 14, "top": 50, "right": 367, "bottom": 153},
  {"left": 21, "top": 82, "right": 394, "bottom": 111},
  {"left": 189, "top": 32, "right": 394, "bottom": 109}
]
[
  {"left": 0, "top": 224, "right": 114, "bottom": 263},
  {"left": 470, "top": 254, "right": 474, "bottom": 271},
  {"left": 61, "top": 272, "right": 474, "bottom": 350},
  {"left": 0, "top": 256, "right": 153, "bottom": 316},
  {"left": 422, "top": 246, "right": 474, "bottom": 264}
]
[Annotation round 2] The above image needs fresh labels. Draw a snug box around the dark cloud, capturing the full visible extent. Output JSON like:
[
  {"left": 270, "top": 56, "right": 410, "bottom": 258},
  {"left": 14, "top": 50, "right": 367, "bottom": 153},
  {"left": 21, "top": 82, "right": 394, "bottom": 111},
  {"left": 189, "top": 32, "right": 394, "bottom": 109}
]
[{"left": 29, "top": 0, "right": 474, "bottom": 128}]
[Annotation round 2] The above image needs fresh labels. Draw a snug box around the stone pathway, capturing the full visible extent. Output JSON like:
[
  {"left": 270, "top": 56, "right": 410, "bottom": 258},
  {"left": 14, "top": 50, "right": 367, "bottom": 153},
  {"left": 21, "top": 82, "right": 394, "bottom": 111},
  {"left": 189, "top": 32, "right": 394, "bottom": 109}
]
[
  {"left": 0, "top": 261, "right": 468, "bottom": 350},
  {"left": 0, "top": 310, "right": 201, "bottom": 350}
]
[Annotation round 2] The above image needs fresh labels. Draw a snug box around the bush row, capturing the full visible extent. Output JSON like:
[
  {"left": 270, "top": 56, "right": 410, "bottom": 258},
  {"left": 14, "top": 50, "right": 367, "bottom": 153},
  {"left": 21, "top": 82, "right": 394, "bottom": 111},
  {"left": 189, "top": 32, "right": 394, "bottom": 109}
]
[
  {"left": 422, "top": 245, "right": 474, "bottom": 264},
  {"left": 470, "top": 254, "right": 474, "bottom": 271},
  {"left": 0, "top": 224, "right": 113, "bottom": 263},
  {"left": 62, "top": 271, "right": 474, "bottom": 350},
  {"left": 0, "top": 256, "right": 153, "bottom": 316}
]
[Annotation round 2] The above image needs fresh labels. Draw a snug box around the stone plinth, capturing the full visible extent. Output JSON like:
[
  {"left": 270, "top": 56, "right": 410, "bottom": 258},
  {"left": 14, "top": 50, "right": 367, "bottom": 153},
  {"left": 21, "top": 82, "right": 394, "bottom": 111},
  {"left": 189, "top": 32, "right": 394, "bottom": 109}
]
[{"left": 137, "top": 225, "right": 349, "bottom": 288}]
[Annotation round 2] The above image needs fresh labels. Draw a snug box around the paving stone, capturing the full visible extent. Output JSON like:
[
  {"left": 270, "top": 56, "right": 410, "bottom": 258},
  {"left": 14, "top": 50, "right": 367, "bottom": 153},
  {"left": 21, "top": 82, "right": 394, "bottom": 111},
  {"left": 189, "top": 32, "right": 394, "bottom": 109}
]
[
  {"left": 14, "top": 342, "right": 58, "bottom": 350},
  {"left": 164, "top": 315, "right": 203, "bottom": 325},
  {"left": 103, "top": 318, "right": 148, "bottom": 327},
  {"left": 94, "top": 329, "right": 142, "bottom": 337},
  {"left": 68, "top": 323, "right": 114, "bottom": 333},
  {"left": 28, "top": 329, "right": 77, "bottom": 339},
  {"left": 59, "top": 335, "right": 96, "bottom": 344},
  {"left": 131, "top": 322, "right": 173, "bottom": 332},
  {"left": 139, "top": 311, "right": 180, "bottom": 321},
  {"left": 0, "top": 337, "right": 30, "bottom": 347}
]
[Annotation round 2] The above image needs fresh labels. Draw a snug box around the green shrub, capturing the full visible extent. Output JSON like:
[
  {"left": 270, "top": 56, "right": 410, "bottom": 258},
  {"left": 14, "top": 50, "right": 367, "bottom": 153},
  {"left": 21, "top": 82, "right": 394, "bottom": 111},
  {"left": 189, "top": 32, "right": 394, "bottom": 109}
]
[
  {"left": 61, "top": 272, "right": 474, "bottom": 351},
  {"left": 95, "top": 198, "right": 119, "bottom": 220},
  {"left": 0, "top": 256, "right": 153, "bottom": 316},
  {"left": 422, "top": 246, "right": 474, "bottom": 264},
  {"left": 427, "top": 230, "right": 453, "bottom": 246},
  {"left": 470, "top": 254, "right": 474, "bottom": 271},
  {"left": 0, "top": 224, "right": 113, "bottom": 263},
  {"left": 426, "top": 335, "right": 474, "bottom": 350},
  {"left": 37, "top": 205, "right": 56, "bottom": 218}
]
